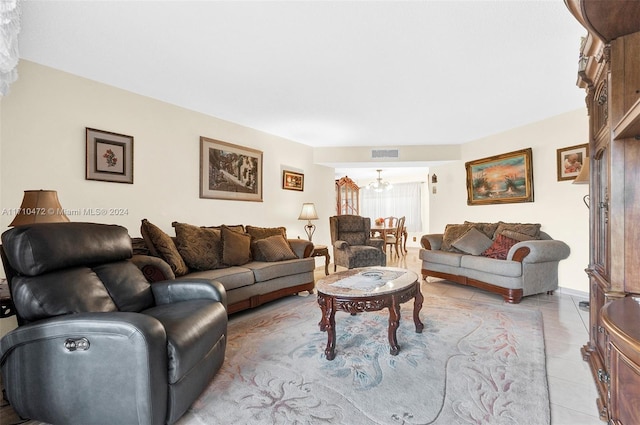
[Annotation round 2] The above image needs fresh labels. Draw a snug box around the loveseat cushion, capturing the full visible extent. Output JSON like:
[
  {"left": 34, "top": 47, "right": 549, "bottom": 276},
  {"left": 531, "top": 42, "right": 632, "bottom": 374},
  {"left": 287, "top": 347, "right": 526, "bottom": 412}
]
[
  {"left": 461, "top": 255, "right": 522, "bottom": 277},
  {"left": 246, "top": 257, "right": 315, "bottom": 282},
  {"left": 452, "top": 227, "right": 494, "bottom": 255},
  {"left": 464, "top": 221, "right": 500, "bottom": 239},
  {"left": 254, "top": 235, "right": 297, "bottom": 262},
  {"left": 142, "top": 299, "right": 227, "bottom": 384},
  {"left": 172, "top": 222, "right": 223, "bottom": 271},
  {"left": 441, "top": 224, "right": 473, "bottom": 252},
  {"left": 141, "top": 219, "right": 189, "bottom": 276},
  {"left": 419, "top": 249, "right": 465, "bottom": 267},
  {"left": 493, "top": 222, "right": 541, "bottom": 239},
  {"left": 185, "top": 267, "right": 255, "bottom": 291}
]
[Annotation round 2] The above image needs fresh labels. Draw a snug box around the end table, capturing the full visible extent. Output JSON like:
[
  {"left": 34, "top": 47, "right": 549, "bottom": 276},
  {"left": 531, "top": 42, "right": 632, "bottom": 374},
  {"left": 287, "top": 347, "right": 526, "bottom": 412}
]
[{"left": 311, "top": 245, "right": 330, "bottom": 276}]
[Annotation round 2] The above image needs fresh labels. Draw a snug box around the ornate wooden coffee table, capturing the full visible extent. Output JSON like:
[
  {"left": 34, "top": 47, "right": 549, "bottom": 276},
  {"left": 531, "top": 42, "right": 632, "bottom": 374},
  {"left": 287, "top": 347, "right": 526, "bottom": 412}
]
[{"left": 316, "top": 267, "right": 423, "bottom": 360}]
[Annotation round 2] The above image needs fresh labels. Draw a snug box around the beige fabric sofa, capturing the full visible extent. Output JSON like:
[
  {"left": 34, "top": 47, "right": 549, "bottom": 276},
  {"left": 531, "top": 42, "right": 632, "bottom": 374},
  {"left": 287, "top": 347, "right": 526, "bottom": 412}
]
[
  {"left": 420, "top": 221, "right": 570, "bottom": 303},
  {"left": 133, "top": 220, "right": 315, "bottom": 314}
]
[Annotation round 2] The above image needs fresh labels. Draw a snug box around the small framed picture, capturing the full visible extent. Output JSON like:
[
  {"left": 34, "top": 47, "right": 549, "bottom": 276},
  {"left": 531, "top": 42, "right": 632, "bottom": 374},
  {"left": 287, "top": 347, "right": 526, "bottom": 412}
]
[
  {"left": 86, "top": 128, "right": 134, "bottom": 184},
  {"left": 557, "top": 144, "right": 588, "bottom": 181},
  {"left": 282, "top": 170, "right": 304, "bottom": 191}
]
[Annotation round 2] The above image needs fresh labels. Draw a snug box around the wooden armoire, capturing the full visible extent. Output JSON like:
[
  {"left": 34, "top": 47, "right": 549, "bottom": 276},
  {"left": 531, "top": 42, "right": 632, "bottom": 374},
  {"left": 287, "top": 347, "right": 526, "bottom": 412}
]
[{"left": 565, "top": 1, "right": 640, "bottom": 423}]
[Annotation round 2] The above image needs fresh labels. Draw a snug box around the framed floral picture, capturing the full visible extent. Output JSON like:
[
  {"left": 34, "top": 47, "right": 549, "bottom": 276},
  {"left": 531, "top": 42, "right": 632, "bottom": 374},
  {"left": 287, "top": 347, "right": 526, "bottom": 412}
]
[
  {"left": 465, "top": 148, "right": 534, "bottom": 205},
  {"left": 282, "top": 170, "right": 304, "bottom": 191},
  {"left": 86, "top": 128, "right": 134, "bottom": 184},
  {"left": 557, "top": 143, "right": 588, "bottom": 181},
  {"left": 200, "top": 137, "right": 263, "bottom": 201}
]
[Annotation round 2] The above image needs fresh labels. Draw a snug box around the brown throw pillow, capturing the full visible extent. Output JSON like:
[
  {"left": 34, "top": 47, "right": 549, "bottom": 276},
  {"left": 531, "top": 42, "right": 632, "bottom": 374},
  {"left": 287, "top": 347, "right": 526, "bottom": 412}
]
[
  {"left": 140, "top": 219, "right": 189, "bottom": 276},
  {"left": 254, "top": 235, "right": 298, "bottom": 262},
  {"left": 172, "top": 222, "right": 223, "bottom": 270},
  {"left": 481, "top": 233, "right": 520, "bottom": 260},
  {"left": 464, "top": 221, "right": 500, "bottom": 239},
  {"left": 498, "top": 229, "right": 538, "bottom": 242},
  {"left": 221, "top": 225, "right": 252, "bottom": 266},
  {"left": 493, "top": 222, "right": 541, "bottom": 240},
  {"left": 441, "top": 223, "right": 473, "bottom": 252},
  {"left": 452, "top": 227, "right": 494, "bottom": 255},
  {"left": 246, "top": 225, "right": 287, "bottom": 261}
]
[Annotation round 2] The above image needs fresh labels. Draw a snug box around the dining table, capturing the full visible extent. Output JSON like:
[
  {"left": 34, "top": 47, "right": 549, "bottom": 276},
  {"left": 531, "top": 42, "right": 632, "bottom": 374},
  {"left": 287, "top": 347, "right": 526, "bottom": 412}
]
[{"left": 370, "top": 224, "right": 408, "bottom": 254}]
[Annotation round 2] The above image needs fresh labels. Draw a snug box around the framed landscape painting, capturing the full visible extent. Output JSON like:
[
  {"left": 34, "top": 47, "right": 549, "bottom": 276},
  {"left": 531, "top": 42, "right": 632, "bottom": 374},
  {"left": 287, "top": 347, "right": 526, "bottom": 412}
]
[
  {"left": 86, "top": 128, "right": 134, "bottom": 184},
  {"left": 282, "top": 170, "right": 304, "bottom": 191},
  {"left": 557, "top": 143, "right": 588, "bottom": 181},
  {"left": 465, "top": 148, "right": 534, "bottom": 205},
  {"left": 199, "top": 137, "right": 263, "bottom": 202}
]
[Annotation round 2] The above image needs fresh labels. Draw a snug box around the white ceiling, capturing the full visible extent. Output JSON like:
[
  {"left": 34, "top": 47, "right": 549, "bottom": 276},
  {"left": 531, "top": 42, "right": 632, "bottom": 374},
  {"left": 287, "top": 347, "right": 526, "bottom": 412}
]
[{"left": 16, "top": 0, "right": 587, "bottom": 179}]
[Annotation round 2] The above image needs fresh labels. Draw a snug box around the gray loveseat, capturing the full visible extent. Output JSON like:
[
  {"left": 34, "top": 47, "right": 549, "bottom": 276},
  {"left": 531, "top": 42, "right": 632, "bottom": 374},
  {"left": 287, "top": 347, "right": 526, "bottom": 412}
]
[
  {"left": 136, "top": 220, "right": 315, "bottom": 314},
  {"left": 420, "top": 221, "right": 570, "bottom": 303}
]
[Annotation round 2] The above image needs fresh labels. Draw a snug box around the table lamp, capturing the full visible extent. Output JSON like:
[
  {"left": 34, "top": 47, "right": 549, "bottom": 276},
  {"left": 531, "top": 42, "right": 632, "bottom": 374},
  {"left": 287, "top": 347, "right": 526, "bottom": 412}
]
[
  {"left": 9, "top": 190, "right": 70, "bottom": 226},
  {"left": 298, "top": 203, "right": 318, "bottom": 241}
]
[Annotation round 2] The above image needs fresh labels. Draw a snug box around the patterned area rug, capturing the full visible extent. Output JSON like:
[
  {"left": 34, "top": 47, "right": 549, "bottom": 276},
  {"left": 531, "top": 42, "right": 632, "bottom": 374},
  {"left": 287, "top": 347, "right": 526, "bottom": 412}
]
[{"left": 178, "top": 293, "right": 549, "bottom": 425}]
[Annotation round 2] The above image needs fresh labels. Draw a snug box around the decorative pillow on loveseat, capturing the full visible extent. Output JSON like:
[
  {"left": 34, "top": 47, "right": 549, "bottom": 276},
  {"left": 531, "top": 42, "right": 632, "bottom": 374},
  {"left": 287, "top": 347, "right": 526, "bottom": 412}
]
[
  {"left": 254, "top": 235, "right": 298, "bottom": 262},
  {"left": 140, "top": 219, "right": 189, "bottom": 276},
  {"left": 481, "top": 233, "right": 520, "bottom": 260},
  {"left": 221, "top": 225, "right": 252, "bottom": 266},
  {"left": 245, "top": 225, "right": 288, "bottom": 261},
  {"left": 172, "top": 222, "right": 223, "bottom": 271},
  {"left": 493, "top": 222, "right": 541, "bottom": 239},
  {"left": 452, "top": 227, "right": 494, "bottom": 255},
  {"left": 441, "top": 223, "right": 473, "bottom": 252}
]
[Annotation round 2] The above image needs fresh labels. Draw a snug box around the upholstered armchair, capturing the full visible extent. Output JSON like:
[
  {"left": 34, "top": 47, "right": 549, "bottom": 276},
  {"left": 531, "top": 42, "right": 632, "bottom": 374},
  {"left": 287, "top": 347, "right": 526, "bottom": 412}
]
[
  {"left": 329, "top": 215, "right": 386, "bottom": 271},
  {"left": 0, "top": 222, "right": 227, "bottom": 425}
]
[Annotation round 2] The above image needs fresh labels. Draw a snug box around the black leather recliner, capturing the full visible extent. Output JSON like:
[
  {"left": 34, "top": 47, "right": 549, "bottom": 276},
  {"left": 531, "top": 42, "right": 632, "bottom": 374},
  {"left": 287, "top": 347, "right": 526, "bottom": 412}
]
[{"left": 0, "top": 222, "right": 227, "bottom": 425}]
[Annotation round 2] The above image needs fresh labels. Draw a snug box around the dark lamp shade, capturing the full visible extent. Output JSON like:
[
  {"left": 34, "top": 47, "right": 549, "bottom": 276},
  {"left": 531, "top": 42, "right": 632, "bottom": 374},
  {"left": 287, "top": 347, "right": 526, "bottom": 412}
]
[{"left": 9, "top": 190, "right": 70, "bottom": 226}]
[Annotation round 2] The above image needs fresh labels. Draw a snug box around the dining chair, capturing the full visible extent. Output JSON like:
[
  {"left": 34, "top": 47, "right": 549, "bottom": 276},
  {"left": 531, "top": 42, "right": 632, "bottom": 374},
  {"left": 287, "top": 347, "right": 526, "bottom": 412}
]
[{"left": 385, "top": 216, "right": 406, "bottom": 257}]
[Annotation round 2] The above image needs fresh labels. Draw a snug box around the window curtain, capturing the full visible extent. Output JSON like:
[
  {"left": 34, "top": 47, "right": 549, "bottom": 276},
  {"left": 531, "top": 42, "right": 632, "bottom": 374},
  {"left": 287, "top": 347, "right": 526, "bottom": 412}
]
[{"left": 359, "top": 182, "right": 423, "bottom": 232}]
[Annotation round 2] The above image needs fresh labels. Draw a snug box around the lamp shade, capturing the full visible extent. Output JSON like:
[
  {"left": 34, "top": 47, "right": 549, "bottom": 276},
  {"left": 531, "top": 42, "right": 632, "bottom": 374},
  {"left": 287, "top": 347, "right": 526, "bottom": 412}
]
[
  {"left": 9, "top": 190, "right": 70, "bottom": 226},
  {"left": 573, "top": 157, "right": 590, "bottom": 185},
  {"left": 298, "top": 203, "right": 318, "bottom": 221}
]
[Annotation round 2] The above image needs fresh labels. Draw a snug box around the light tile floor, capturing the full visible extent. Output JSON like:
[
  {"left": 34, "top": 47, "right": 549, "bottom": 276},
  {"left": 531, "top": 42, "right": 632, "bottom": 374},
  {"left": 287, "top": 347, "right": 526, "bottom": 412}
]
[{"left": 324, "top": 247, "right": 603, "bottom": 425}]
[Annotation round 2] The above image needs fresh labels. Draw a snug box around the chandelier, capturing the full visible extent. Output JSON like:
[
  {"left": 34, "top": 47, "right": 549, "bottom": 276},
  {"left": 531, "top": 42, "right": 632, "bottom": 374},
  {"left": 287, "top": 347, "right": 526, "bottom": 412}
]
[{"left": 367, "top": 169, "right": 392, "bottom": 192}]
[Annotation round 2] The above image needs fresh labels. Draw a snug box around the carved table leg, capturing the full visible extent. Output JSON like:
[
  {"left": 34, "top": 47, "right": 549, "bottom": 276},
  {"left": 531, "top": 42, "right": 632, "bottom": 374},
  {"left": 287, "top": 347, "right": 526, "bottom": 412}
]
[
  {"left": 413, "top": 283, "right": 424, "bottom": 333},
  {"left": 324, "top": 298, "right": 337, "bottom": 360},
  {"left": 317, "top": 294, "right": 327, "bottom": 331},
  {"left": 388, "top": 297, "right": 401, "bottom": 355}
]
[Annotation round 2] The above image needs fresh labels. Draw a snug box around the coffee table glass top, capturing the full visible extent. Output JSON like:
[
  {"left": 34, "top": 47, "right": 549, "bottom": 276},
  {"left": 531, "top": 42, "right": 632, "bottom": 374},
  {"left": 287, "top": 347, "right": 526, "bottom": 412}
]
[{"left": 316, "top": 267, "right": 418, "bottom": 297}]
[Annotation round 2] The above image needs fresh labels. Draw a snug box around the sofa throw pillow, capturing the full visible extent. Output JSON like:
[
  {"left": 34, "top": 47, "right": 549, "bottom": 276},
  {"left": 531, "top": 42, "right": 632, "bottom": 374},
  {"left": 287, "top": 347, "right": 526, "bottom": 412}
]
[
  {"left": 493, "top": 222, "right": 541, "bottom": 240},
  {"left": 221, "top": 225, "right": 252, "bottom": 266},
  {"left": 140, "top": 219, "right": 189, "bottom": 276},
  {"left": 441, "top": 223, "right": 473, "bottom": 252},
  {"left": 481, "top": 233, "right": 520, "bottom": 260},
  {"left": 452, "top": 227, "right": 494, "bottom": 256},
  {"left": 246, "top": 225, "right": 287, "bottom": 261},
  {"left": 255, "top": 235, "right": 298, "bottom": 262},
  {"left": 498, "top": 229, "right": 539, "bottom": 242},
  {"left": 464, "top": 221, "right": 500, "bottom": 239},
  {"left": 172, "top": 222, "right": 223, "bottom": 271}
]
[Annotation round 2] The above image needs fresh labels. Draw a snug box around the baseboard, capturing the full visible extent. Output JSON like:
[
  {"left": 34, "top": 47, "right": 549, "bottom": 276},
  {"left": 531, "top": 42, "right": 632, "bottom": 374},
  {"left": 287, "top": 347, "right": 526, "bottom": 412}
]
[{"left": 556, "top": 286, "right": 589, "bottom": 299}]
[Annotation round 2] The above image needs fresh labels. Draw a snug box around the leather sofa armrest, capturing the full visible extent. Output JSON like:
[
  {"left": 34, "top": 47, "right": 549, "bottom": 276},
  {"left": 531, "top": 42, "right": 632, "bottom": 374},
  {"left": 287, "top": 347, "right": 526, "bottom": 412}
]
[
  {"left": 131, "top": 254, "right": 175, "bottom": 282},
  {"left": 288, "top": 239, "right": 313, "bottom": 258},
  {"left": 151, "top": 279, "right": 227, "bottom": 308},
  {"left": 507, "top": 240, "right": 571, "bottom": 263},
  {"left": 421, "top": 234, "right": 443, "bottom": 250}
]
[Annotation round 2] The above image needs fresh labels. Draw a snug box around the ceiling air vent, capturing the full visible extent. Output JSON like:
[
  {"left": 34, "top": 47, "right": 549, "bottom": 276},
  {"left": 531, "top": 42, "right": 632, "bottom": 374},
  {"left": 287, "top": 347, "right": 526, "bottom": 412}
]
[{"left": 371, "top": 149, "right": 399, "bottom": 159}]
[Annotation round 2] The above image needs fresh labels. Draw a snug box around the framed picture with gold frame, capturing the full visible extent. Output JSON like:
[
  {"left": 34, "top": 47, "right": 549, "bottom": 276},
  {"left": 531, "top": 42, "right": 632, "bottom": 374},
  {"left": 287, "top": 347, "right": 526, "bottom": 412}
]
[
  {"left": 282, "top": 170, "right": 304, "bottom": 191},
  {"left": 465, "top": 148, "right": 534, "bottom": 205},
  {"left": 557, "top": 143, "right": 588, "bottom": 181}
]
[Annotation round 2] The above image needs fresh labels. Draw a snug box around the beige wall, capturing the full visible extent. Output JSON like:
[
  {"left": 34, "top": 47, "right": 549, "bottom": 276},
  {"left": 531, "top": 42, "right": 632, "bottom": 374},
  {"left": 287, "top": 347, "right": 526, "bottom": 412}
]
[
  {"left": 0, "top": 61, "right": 336, "bottom": 248},
  {"left": 427, "top": 109, "right": 590, "bottom": 294}
]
